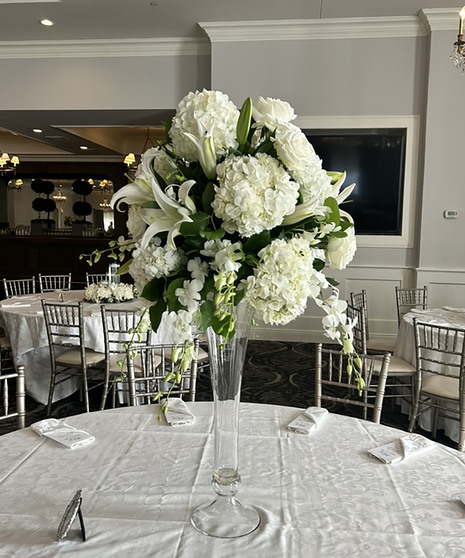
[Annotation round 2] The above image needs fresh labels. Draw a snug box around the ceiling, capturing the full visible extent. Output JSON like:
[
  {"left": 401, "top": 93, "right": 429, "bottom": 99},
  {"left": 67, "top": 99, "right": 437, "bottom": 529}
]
[{"left": 0, "top": 0, "right": 459, "bottom": 163}]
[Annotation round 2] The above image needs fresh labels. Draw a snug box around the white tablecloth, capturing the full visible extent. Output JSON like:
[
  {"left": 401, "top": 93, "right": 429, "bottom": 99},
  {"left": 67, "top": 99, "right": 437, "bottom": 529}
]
[
  {"left": 0, "top": 402, "right": 464, "bottom": 557},
  {"left": 394, "top": 307, "right": 465, "bottom": 442},
  {"left": 0, "top": 291, "right": 173, "bottom": 404}
]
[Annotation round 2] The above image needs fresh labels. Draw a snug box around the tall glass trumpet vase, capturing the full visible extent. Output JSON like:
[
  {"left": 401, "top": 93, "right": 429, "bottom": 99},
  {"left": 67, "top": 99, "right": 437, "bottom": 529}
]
[{"left": 191, "top": 304, "right": 261, "bottom": 538}]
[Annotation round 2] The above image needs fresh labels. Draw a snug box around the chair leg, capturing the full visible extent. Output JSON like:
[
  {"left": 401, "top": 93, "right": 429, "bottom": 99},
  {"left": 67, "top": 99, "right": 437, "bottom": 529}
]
[
  {"left": 82, "top": 369, "right": 90, "bottom": 413},
  {"left": 47, "top": 369, "right": 57, "bottom": 417}
]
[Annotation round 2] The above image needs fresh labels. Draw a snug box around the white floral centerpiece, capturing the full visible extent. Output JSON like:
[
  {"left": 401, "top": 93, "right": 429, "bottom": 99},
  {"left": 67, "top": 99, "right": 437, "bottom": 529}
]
[
  {"left": 85, "top": 90, "right": 360, "bottom": 382},
  {"left": 84, "top": 282, "right": 137, "bottom": 304}
]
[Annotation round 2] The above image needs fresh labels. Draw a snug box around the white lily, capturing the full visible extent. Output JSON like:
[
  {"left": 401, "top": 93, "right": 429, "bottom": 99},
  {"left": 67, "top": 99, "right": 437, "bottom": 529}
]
[
  {"left": 281, "top": 197, "right": 321, "bottom": 226},
  {"left": 110, "top": 176, "right": 154, "bottom": 210},
  {"left": 140, "top": 179, "right": 197, "bottom": 250},
  {"left": 183, "top": 121, "right": 217, "bottom": 179}
]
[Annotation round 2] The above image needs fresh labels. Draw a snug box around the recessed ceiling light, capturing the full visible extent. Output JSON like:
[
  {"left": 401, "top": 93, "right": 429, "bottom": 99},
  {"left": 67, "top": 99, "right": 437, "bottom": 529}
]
[
  {"left": 40, "top": 19, "right": 54, "bottom": 27},
  {"left": 32, "top": 128, "right": 43, "bottom": 133},
  {"left": 80, "top": 146, "right": 88, "bottom": 150}
]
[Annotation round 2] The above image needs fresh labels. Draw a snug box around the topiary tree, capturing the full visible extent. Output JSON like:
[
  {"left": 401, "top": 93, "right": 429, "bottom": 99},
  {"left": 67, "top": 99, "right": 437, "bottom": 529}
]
[
  {"left": 31, "top": 179, "right": 56, "bottom": 226},
  {"left": 72, "top": 179, "right": 93, "bottom": 224}
]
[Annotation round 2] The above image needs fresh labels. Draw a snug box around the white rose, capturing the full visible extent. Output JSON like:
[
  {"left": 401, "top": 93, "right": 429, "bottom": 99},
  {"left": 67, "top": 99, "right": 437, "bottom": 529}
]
[
  {"left": 252, "top": 97, "right": 296, "bottom": 131},
  {"left": 327, "top": 227, "right": 357, "bottom": 270},
  {"left": 273, "top": 123, "right": 319, "bottom": 173}
]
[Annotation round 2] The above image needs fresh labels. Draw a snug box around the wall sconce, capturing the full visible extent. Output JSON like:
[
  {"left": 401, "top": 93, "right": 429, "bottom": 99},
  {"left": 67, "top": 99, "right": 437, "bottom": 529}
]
[
  {"left": 7, "top": 178, "right": 23, "bottom": 190},
  {"left": 0, "top": 152, "right": 20, "bottom": 175},
  {"left": 451, "top": 7, "right": 465, "bottom": 73}
]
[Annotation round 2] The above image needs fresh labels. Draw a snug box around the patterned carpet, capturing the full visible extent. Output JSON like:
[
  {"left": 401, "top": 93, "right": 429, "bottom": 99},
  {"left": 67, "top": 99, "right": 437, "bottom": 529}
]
[{"left": 0, "top": 340, "right": 456, "bottom": 449}]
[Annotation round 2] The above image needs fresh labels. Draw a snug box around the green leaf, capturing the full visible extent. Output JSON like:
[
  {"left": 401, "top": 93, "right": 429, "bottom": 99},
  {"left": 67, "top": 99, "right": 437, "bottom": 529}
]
[
  {"left": 202, "top": 182, "right": 215, "bottom": 212},
  {"left": 149, "top": 299, "right": 167, "bottom": 332},
  {"left": 165, "top": 277, "right": 186, "bottom": 306},
  {"left": 198, "top": 300, "right": 214, "bottom": 331},
  {"left": 237, "top": 97, "right": 253, "bottom": 148},
  {"left": 243, "top": 230, "right": 270, "bottom": 254},
  {"left": 200, "top": 275, "right": 215, "bottom": 299},
  {"left": 324, "top": 196, "right": 341, "bottom": 225},
  {"left": 313, "top": 258, "right": 325, "bottom": 272},
  {"left": 179, "top": 212, "right": 210, "bottom": 237},
  {"left": 201, "top": 228, "right": 224, "bottom": 241},
  {"left": 141, "top": 277, "right": 165, "bottom": 302},
  {"left": 326, "top": 277, "right": 340, "bottom": 287}
]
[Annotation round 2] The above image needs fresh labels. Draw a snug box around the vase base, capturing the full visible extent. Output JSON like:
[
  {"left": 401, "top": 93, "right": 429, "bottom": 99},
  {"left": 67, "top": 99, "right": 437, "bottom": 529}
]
[{"left": 191, "top": 496, "right": 261, "bottom": 538}]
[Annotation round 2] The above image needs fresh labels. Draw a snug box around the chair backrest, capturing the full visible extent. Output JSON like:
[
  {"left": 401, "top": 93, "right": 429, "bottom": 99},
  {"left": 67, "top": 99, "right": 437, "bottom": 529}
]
[
  {"left": 413, "top": 319, "right": 465, "bottom": 387},
  {"left": 38, "top": 273, "right": 72, "bottom": 293},
  {"left": 346, "top": 303, "right": 368, "bottom": 355},
  {"left": 86, "top": 273, "right": 109, "bottom": 287},
  {"left": 349, "top": 290, "right": 370, "bottom": 339},
  {"left": 0, "top": 365, "right": 26, "bottom": 430},
  {"left": 126, "top": 341, "right": 200, "bottom": 406},
  {"left": 396, "top": 286, "right": 428, "bottom": 326},
  {"left": 41, "top": 300, "right": 87, "bottom": 365},
  {"left": 3, "top": 277, "right": 35, "bottom": 298},
  {"left": 315, "top": 344, "right": 390, "bottom": 424},
  {"left": 101, "top": 305, "right": 150, "bottom": 364}
]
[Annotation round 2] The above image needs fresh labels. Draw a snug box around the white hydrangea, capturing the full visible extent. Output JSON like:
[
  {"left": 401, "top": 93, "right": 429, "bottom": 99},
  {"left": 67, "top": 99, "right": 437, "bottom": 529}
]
[
  {"left": 213, "top": 153, "right": 299, "bottom": 236},
  {"left": 169, "top": 89, "right": 239, "bottom": 162},
  {"left": 298, "top": 169, "right": 334, "bottom": 206},
  {"left": 152, "top": 146, "right": 179, "bottom": 183},
  {"left": 243, "top": 236, "right": 327, "bottom": 325},
  {"left": 129, "top": 238, "right": 184, "bottom": 293}
]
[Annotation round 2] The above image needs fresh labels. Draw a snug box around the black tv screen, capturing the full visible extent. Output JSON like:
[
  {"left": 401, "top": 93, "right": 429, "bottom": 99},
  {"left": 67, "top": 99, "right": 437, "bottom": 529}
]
[{"left": 303, "top": 129, "right": 406, "bottom": 235}]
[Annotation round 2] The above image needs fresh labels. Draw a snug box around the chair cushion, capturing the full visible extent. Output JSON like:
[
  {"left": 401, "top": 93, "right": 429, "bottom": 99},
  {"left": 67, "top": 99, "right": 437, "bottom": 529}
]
[
  {"left": 154, "top": 346, "right": 208, "bottom": 361},
  {"left": 372, "top": 355, "right": 416, "bottom": 375},
  {"left": 56, "top": 349, "right": 105, "bottom": 367},
  {"left": 108, "top": 353, "right": 149, "bottom": 375},
  {"left": 422, "top": 375, "right": 459, "bottom": 401}
]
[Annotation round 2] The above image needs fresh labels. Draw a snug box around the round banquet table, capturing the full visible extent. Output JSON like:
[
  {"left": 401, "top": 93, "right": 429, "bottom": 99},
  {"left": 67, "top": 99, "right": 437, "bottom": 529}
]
[
  {"left": 1, "top": 402, "right": 465, "bottom": 557},
  {"left": 394, "top": 306, "right": 465, "bottom": 443},
  {"left": 0, "top": 291, "right": 173, "bottom": 405}
]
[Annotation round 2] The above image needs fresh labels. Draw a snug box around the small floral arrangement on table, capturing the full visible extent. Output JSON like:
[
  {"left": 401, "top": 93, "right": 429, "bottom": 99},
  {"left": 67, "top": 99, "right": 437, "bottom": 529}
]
[
  {"left": 83, "top": 282, "right": 137, "bottom": 304},
  {"left": 83, "top": 89, "right": 361, "bottom": 386}
]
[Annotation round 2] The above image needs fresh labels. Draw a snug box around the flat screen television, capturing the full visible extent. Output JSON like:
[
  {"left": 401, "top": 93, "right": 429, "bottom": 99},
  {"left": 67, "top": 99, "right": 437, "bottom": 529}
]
[{"left": 303, "top": 128, "right": 406, "bottom": 235}]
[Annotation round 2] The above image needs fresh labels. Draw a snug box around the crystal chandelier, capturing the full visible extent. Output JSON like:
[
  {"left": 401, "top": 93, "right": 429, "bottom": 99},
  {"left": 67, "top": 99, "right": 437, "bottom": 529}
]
[
  {"left": 0, "top": 151, "right": 20, "bottom": 175},
  {"left": 451, "top": 7, "right": 465, "bottom": 73}
]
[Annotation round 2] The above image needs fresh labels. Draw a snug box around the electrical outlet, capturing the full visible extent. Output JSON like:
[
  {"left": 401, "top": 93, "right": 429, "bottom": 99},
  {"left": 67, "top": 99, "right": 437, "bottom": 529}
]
[{"left": 444, "top": 210, "right": 459, "bottom": 219}]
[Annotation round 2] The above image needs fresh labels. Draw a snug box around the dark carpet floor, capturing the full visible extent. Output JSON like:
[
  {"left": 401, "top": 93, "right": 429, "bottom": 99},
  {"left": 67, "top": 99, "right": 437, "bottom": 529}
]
[{"left": 1, "top": 340, "right": 457, "bottom": 450}]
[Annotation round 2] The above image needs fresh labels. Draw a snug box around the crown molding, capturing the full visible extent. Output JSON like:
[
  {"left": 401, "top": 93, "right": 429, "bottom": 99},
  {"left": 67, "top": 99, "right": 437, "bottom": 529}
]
[
  {"left": 0, "top": 37, "right": 210, "bottom": 59},
  {"left": 199, "top": 16, "right": 427, "bottom": 43},
  {"left": 420, "top": 8, "right": 462, "bottom": 32}
]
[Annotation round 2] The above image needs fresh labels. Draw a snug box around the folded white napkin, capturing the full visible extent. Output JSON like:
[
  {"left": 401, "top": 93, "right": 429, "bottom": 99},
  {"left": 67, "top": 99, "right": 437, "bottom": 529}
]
[
  {"left": 31, "top": 418, "right": 95, "bottom": 449},
  {"left": 163, "top": 398, "right": 194, "bottom": 426},
  {"left": 1, "top": 303, "right": 31, "bottom": 308},
  {"left": 287, "top": 406, "right": 329, "bottom": 434},
  {"left": 442, "top": 306, "right": 465, "bottom": 313},
  {"left": 368, "top": 433, "right": 435, "bottom": 464}
]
